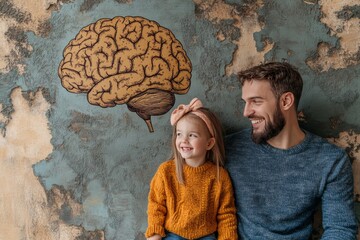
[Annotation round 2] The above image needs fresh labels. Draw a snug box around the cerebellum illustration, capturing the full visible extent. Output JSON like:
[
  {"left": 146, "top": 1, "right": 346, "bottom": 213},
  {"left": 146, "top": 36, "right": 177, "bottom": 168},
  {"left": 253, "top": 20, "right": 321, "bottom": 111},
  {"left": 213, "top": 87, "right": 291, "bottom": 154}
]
[{"left": 58, "top": 16, "right": 192, "bottom": 132}]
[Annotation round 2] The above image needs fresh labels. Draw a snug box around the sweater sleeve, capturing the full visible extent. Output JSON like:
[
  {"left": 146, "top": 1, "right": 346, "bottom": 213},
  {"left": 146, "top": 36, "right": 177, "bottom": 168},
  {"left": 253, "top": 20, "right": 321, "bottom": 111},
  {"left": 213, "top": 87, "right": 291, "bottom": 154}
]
[
  {"left": 320, "top": 152, "right": 357, "bottom": 240},
  {"left": 217, "top": 170, "right": 239, "bottom": 240},
  {"left": 145, "top": 166, "right": 167, "bottom": 238}
]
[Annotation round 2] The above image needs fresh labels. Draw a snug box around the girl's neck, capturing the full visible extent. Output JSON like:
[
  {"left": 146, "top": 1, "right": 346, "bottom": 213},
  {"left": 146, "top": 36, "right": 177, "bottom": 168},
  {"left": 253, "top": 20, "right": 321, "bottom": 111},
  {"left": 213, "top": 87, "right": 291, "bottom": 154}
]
[{"left": 185, "top": 158, "right": 206, "bottom": 167}]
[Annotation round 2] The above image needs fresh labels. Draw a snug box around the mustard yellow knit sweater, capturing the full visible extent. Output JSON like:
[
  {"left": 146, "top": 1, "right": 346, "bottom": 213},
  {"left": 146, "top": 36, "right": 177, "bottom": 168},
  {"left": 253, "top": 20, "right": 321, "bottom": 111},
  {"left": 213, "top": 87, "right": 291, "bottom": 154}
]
[{"left": 145, "top": 160, "right": 238, "bottom": 239}]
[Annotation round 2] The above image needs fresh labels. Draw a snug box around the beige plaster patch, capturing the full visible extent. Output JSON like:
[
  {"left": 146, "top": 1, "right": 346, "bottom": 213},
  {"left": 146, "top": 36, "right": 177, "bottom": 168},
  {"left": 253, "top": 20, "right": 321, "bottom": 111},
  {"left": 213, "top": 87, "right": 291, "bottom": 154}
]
[
  {"left": 193, "top": 0, "right": 273, "bottom": 75},
  {"left": 0, "top": 88, "right": 104, "bottom": 239},
  {"left": 0, "top": 87, "right": 53, "bottom": 239},
  {"left": 0, "top": 0, "right": 62, "bottom": 74},
  {"left": 327, "top": 131, "right": 360, "bottom": 197},
  {"left": 307, "top": 0, "right": 360, "bottom": 71},
  {"left": 12, "top": 0, "right": 58, "bottom": 21}
]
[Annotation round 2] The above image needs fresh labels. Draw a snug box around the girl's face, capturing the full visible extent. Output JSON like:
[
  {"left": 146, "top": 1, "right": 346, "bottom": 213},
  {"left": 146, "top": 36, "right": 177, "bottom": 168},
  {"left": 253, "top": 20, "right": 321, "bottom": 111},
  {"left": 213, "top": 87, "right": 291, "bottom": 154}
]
[{"left": 175, "top": 115, "right": 215, "bottom": 167}]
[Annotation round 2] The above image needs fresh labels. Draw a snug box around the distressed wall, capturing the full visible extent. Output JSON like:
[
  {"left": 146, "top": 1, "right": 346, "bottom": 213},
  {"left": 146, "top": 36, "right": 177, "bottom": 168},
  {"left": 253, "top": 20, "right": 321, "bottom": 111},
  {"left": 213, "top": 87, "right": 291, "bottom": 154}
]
[{"left": 0, "top": 0, "right": 359, "bottom": 239}]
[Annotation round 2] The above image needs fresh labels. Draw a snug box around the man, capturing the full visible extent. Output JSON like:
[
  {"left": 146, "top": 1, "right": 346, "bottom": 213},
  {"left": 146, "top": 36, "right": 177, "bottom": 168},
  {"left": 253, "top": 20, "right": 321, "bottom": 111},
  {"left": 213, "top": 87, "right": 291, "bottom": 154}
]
[{"left": 225, "top": 62, "right": 357, "bottom": 239}]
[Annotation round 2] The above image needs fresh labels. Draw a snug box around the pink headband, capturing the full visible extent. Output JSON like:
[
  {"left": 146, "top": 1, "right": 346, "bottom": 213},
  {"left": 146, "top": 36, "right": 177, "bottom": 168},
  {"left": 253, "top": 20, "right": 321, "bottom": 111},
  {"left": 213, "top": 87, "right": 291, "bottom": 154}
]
[{"left": 170, "top": 98, "right": 215, "bottom": 137}]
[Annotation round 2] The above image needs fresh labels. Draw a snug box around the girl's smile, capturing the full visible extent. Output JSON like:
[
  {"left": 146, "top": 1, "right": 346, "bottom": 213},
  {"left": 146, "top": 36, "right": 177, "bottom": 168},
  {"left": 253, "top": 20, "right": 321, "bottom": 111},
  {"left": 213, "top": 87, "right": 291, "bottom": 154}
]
[{"left": 175, "top": 115, "right": 214, "bottom": 167}]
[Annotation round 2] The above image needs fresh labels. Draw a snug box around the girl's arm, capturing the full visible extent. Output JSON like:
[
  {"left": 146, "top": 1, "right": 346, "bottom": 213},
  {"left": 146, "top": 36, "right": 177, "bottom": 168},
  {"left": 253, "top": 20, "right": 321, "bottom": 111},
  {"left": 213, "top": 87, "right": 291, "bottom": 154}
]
[
  {"left": 147, "top": 234, "right": 162, "bottom": 240},
  {"left": 217, "top": 170, "right": 239, "bottom": 240},
  {"left": 145, "top": 167, "right": 167, "bottom": 238}
]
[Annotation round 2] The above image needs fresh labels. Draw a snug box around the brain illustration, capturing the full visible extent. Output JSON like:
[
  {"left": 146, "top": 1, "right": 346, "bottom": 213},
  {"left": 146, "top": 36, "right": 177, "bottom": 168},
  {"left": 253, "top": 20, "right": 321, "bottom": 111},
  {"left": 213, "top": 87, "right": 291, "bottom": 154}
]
[{"left": 58, "top": 16, "right": 192, "bottom": 132}]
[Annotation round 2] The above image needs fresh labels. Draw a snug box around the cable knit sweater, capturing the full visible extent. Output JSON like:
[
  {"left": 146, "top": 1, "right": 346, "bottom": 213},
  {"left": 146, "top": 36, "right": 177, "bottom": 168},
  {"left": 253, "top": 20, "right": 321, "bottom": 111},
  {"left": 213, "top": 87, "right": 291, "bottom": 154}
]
[
  {"left": 145, "top": 160, "right": 238, "bottom": 239},
  {"left": 225, "top": 129, "right": 357, "bottom": 239}
]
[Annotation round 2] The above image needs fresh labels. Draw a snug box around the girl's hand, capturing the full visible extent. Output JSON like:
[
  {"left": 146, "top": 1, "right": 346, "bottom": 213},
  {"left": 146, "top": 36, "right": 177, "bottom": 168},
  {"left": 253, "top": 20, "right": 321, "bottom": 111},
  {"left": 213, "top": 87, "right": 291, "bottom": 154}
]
[{"left": 147, "top": 234, "right": 162, "bottom": 240}]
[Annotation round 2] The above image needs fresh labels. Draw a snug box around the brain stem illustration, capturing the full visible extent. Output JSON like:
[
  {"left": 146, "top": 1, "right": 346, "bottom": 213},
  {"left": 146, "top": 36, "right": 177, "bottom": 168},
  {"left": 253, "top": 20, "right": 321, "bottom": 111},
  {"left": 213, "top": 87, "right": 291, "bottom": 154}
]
[{"left": 58, "top": 16, "right": 192, "bottom": 132}]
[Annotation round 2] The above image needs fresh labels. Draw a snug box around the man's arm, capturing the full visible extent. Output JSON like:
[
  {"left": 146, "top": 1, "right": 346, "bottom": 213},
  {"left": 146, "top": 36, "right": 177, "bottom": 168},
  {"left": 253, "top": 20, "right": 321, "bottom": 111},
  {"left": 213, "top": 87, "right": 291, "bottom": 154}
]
[{"left": 321, "top": 152, "right": 358, "bottom": 239}]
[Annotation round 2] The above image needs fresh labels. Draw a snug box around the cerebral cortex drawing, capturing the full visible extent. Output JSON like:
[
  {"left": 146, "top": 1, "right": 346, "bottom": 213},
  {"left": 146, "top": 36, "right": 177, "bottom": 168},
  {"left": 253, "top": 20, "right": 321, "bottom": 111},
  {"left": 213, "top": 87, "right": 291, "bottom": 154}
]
[{"left": 58, "top": 16, "right": 192, "bottom": 132}]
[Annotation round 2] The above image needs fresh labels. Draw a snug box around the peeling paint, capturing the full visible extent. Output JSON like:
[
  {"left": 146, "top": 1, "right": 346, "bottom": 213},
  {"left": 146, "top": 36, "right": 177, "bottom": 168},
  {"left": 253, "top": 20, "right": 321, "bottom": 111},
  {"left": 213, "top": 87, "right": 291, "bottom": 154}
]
[
  {"left": 193, "top": 0, "right": 274, "bottom": 75},
  {"left": 0, "top": 0, "right": 67, "bottom": 73},
  {"left": 327, "top": 131, "right": 360, "bottom": 197},
  {"left": 306, "top": 0, "right": 360, "bottom": 71},
  {"left": 0, "top": 0, "right": 358, "bottom": 238},
  {"left": 0, "top": 87, "right": 53, "bottom": 239},
  {"left": 47, "top": 185, "right": 105, "bottom": 240},
  {"left": 0, "top": 88, "right": 104, "bottom": 239}
]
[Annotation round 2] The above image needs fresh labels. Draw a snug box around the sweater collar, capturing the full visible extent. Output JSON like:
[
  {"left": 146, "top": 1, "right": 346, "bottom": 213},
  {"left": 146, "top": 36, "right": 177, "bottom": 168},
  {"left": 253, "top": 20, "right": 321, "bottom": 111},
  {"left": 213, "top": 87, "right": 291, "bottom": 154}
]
[
  {"left": 183, "top": 161, "right": 214, "bottom": 173},
  {"left": 261, "top": 130, "right": 312, "bottom": 155}
]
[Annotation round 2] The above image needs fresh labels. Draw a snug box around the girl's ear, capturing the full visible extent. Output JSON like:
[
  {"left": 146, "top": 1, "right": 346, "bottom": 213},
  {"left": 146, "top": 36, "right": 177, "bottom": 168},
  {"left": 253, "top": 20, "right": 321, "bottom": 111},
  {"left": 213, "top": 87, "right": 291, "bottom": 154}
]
[{"left": 206, "top": 137, "right": 216, "bottom": 150}]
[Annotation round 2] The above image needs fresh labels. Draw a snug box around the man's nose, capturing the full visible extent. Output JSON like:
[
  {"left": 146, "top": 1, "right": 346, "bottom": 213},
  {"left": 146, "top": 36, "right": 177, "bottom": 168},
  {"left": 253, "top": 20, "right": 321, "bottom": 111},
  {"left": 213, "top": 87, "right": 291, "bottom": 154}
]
[{"left": 243, "top": 103, "right": 253, "bottom": 117}]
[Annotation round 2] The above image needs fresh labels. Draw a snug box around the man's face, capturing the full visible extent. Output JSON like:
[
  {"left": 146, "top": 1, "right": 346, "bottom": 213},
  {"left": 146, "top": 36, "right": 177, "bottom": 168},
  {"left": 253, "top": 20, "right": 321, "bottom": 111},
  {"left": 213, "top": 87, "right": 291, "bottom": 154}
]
[{"left": 241, "top": 80, "right": 285, "bottom": 144}]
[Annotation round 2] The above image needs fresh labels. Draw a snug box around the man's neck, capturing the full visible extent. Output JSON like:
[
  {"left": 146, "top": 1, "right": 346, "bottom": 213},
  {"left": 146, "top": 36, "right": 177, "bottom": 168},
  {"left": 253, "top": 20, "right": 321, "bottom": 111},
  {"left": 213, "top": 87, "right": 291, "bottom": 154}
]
[{"left": 266, "top": 124, "right": 305, "bottom": 150}]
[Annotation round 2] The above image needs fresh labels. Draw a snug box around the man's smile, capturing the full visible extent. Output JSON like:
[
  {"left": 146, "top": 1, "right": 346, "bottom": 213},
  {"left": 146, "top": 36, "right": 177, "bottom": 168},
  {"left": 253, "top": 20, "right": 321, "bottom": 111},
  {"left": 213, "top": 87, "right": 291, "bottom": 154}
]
[{"left": 250, "top": 118, "right": 264, "bottom": 125}]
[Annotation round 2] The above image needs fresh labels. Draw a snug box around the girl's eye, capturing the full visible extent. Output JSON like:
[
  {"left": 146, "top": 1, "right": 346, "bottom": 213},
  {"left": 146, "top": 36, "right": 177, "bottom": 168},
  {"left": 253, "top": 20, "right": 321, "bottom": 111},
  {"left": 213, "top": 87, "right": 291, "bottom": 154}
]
[{"left": 189, "top": 134, "right": 197, "bottom": 138}]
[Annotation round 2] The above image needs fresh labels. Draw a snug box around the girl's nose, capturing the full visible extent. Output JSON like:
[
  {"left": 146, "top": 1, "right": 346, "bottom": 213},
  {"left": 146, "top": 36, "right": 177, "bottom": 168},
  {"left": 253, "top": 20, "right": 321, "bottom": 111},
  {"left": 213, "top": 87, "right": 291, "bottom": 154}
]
[{"left": 182, "top": 136, "right": 189, "bottom": 143}]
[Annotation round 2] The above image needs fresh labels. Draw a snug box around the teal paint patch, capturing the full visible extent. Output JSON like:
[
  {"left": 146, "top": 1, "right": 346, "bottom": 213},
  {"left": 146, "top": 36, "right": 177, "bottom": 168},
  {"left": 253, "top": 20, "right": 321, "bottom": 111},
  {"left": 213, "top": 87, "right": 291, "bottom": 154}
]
[
  {"left": 26, "top": 0, "right": 238, "bottom": 238},
  {"left": 258, "top": 0, "right": 337, "bottom": 62},
  {"left": 82, "top": 180, "right": 109, "bottom": 229},
  {"left": 2, "top": 0, "right": 358, "bottom": 238},
  {"left": 33, "top": 152, "right": 80, "bottom": 191},
  {"left": 80, "top": 0, "right": 106, "bottom": 12}
]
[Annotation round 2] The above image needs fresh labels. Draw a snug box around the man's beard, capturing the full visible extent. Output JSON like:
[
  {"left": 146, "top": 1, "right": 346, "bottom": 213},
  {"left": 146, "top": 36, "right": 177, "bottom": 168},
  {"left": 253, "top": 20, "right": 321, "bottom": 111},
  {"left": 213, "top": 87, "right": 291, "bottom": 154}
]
[{"left": 251, "top": 105, "right": 285, "bottom": 144}]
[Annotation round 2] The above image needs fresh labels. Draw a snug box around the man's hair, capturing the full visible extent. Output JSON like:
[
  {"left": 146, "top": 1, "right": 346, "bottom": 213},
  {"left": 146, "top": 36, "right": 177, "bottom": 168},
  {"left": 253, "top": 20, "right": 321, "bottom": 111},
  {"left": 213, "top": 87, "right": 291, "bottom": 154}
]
[
  {"left": 238, "top": 62, "right": 303, "bottom": 109},
  {"left": 170, "top": 108, "right": 225, "bottom": 184}
]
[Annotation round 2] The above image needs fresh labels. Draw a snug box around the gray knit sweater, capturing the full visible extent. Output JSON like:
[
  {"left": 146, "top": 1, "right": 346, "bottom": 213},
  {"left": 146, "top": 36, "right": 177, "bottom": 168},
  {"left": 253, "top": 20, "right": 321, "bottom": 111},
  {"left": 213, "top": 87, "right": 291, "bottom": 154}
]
[{"left": 225, "top": 129, "right": 357, "bottom": 239}]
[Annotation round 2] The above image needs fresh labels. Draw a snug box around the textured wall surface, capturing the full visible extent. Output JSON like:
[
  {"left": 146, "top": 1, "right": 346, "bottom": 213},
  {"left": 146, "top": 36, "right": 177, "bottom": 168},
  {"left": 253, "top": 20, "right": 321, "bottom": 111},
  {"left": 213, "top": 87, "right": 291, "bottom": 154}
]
[{"left": 0, "top": 0, "right": 358, "bottom": 239}]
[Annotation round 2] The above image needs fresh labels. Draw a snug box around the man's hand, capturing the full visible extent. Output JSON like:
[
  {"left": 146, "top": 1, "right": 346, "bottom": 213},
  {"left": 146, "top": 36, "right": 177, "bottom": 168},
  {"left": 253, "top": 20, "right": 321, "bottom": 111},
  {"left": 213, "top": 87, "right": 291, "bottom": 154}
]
[{"left": 147, "top": 234, "right": 162, "bottom": 240}]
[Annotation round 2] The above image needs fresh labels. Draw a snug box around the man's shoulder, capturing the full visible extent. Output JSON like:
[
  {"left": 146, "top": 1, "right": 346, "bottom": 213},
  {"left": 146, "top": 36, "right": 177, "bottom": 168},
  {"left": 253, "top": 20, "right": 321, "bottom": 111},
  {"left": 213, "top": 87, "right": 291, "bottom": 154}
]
[
  {"left": 224, "top": 129, "right": 256, "bottom": 168},
  {"left": 225, "top": 128, "right": 251, "bottom": 143},
  {"left": 304, "top": 130, "right": 347, "bottom": 158}
]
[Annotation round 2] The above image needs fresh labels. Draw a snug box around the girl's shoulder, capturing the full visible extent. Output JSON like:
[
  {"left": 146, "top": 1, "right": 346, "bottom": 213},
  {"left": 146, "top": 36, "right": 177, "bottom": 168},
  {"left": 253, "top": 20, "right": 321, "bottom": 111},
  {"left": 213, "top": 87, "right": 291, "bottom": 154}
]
[
  {"left": 218, "top": 165, "right": 232, "bottom": 181},
  {"left": 157, "top": 159, "right": 176, "bottom": 172}
]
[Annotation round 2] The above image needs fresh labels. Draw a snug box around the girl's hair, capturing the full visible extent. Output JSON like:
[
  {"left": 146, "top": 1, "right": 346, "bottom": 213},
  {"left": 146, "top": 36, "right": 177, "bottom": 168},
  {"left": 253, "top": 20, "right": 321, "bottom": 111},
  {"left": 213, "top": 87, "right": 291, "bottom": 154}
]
[{"left": 169, "top": 107, "right": 225, "bottom": 184}]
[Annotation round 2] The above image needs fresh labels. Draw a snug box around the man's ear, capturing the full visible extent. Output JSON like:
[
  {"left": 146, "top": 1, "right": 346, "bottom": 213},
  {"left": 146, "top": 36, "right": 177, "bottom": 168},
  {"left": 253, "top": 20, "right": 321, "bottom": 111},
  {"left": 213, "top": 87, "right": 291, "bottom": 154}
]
[
  {"left": 206, "top": 137, "right": 216, "bottom": 150},
  {"left": 280, "top": 92, "right": 295, "bottom": 110}
]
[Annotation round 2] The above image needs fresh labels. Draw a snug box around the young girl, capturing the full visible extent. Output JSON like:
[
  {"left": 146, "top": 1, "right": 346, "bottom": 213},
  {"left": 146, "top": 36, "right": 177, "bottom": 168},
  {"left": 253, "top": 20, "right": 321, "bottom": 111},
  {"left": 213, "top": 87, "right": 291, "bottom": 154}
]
[{"left": 145, "top": 98, "right": 238, "bottom": 240}]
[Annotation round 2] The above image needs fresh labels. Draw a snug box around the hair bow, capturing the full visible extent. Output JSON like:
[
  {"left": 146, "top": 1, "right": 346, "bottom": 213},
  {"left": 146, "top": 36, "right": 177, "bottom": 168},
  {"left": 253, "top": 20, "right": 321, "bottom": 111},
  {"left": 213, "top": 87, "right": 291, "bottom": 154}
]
[
  {"left": 170, "top": 98, "right": 203, "bottom": 125},
  {"left": 170, "top": 98, "right": 215, "bottom": 137}
]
